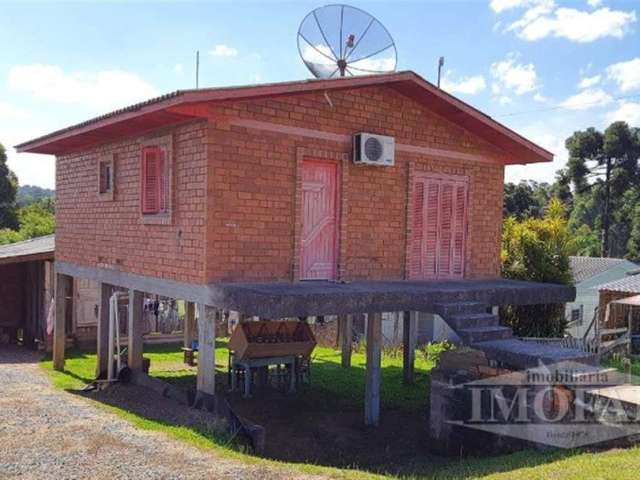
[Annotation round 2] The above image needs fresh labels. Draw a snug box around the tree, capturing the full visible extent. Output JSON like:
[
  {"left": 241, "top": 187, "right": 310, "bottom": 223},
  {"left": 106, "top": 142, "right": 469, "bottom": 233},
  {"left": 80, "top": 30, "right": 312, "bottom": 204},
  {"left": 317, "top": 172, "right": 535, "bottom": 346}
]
[
  {"left": 504, "top": 180, "right": 550, "bottom": 219},
  {"left": 0, "top": 199, "right": 55, "bottom": 245},
  {"left": 627, "top": 199, "right": 640, "bottom": 262},
  {"left": 549, "top": 169, "right": 573, "bottom": 210},
  {"left": 565, "top": 122, "right": 640, "bottom": 257},
  {"left": 500, "top": 198, "right": 575, "bottom": 337},
  {"left": 0, "top": 142, "right": 19, "bottom": 230}
]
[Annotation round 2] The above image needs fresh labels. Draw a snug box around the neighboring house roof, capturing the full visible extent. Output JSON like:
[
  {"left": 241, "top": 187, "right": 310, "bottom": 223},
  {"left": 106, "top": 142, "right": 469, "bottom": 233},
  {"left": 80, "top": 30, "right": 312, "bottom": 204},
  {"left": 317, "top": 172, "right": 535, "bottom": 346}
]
[
  {"left": 15, "top": 71, "right": 552, "bottom": 164},
  {"left": 0, "top": 234, "right": 55, "bottom": 265},
  {"left": 598, "top": 274, "right": 640, "bottom": 294},
  {"left": 569, "top": 256, "right": 632, "bottom": 284}
]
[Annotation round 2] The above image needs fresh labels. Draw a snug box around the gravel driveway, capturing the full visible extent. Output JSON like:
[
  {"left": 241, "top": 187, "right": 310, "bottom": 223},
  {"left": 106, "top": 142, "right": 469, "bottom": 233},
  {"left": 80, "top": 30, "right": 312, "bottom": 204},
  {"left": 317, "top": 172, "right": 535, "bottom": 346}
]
[{"left": 0, "top": 347, "right": 327, "bottom": 480}]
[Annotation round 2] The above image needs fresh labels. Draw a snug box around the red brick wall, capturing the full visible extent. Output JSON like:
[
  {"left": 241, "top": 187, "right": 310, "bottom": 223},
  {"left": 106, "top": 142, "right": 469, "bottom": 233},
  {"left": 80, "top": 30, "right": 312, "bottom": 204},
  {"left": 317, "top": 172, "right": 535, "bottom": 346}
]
[
  {"left": 56, "top": 85, "right": 506, "bottom": 286},
  {"left": 56, "top": 120, "right": 208, "bottom": 283},
  {"left": 205, "top": 86, "right": 505, "bottom": 282}
]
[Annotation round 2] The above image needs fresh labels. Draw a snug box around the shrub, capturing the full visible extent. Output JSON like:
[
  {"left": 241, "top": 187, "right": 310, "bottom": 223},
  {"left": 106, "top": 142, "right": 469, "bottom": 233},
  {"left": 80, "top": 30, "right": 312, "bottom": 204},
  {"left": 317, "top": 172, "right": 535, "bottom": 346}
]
[
  {"left": 421, "top": 340, "right": 455, "bottom": 364},
  {"left": 500, "top": 198, "right": 574, "bottom": 337}
]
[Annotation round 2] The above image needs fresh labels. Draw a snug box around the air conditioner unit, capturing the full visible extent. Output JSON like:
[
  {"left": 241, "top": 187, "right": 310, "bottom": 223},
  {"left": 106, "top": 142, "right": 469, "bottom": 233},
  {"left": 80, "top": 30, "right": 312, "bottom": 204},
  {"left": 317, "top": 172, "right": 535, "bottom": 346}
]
[{"left": 353, "top": 132, "right": 395, "bottom": 167}]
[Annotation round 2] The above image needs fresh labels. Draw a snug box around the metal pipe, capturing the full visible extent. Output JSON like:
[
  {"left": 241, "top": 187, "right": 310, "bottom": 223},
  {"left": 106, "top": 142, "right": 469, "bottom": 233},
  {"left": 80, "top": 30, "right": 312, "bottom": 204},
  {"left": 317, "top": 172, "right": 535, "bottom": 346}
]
[{"left": 437, "top": 56, "right": 445, "bottom": 88}]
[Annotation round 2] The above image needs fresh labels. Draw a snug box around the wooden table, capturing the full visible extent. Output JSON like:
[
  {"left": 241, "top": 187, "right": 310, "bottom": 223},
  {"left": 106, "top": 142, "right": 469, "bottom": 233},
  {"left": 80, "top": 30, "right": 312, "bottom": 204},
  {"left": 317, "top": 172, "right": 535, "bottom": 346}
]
[{"left": 230, "top": 354, "right": 297, "bottom": 398}]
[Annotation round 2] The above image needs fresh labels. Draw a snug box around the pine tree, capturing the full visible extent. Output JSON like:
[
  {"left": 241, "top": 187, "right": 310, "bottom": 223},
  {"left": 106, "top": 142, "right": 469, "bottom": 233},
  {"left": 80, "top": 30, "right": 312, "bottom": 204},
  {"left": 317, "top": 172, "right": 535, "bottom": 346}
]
[{"left": 0, "top": 143, "right": 19, "bottom": 230}]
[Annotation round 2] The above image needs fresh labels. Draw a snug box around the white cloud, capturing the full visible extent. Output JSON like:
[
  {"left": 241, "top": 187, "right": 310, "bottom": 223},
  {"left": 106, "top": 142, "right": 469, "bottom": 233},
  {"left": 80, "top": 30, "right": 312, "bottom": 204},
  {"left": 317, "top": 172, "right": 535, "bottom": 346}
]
[
  {"left": 606, "top": 57, "right": 640, "bottom": 92},
  {"left": 578, "top": 74, "right": 601, "bottom": 89},
  {"left": 302, "top": 44, "right": 394, "bottom": 77},
  {"left": 587, "top": 0, "right": 602, "bottom": 7},
  {"left": 533, "top": 92, "right": 547, "bottom": 102},
  {"left": 172, "top": 63, "right": 184, "bottom": 75},
  {"left": 1, "top": 130, "right": 55, "bottom": 189},
  {"left": 498, "top": 95, "right": 513, "bottom": 105},
  {"left": 349, "top": 56, "right": 395, "bottom": 73},
  {"left": 505, "top": 127, "right": 568, "bottom": 183},
  {"left": 210, "top": 44, "right": 238, "bottom": 57},
  {"left": 490, "top": 0, "right": 530, "bottom": 13},
  {"left": 500, "top": 0, "right": 636, "bottom": 43},
  {"left": 605, "top": 101, "right": 640, "bottom": 125},
  {"left": 8, "top": 64, "right": 158, "bottom": 112},
  {"left": 440, "top": 73, "right": 487, "bottom": 95},
  {"left": 560, "top": 88, "right": 613, "bottom": 110},
  {"left": 491, "top": 54, "right": 539, "bottom": 95},
  {"left": 0, "top": 102, "right": 29, "bottom": 120}
]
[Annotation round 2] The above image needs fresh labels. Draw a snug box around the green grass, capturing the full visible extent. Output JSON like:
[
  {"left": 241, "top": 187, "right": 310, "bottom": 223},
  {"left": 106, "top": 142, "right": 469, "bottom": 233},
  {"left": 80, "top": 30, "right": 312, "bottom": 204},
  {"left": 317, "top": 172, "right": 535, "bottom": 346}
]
[
  {"left": 40, "top": 343, "right": 640, "bottom": 480},
  {"left": 605, "top": 355, "right": 640, "bottom": 377}
]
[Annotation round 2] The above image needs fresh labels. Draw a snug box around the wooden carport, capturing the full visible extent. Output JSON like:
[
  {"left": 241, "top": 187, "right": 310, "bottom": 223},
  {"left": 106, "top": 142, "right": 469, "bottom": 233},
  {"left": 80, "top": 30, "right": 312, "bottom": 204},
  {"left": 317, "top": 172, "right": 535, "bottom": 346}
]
[{"left": 0, "top": 235, "right": 55, "bottom": 348}]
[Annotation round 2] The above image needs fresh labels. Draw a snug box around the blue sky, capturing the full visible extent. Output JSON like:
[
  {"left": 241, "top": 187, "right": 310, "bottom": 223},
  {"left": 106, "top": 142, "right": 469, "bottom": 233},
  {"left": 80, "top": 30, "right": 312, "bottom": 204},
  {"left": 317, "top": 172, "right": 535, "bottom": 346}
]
[{"left": 1, "top": 0, "right": 639, "bottom": 189}]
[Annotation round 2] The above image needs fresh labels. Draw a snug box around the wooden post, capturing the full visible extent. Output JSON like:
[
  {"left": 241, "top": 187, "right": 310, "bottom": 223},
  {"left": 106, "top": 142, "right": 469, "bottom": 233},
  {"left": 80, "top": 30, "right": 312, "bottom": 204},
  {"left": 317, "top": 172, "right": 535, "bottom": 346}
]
[
  {"left": 337, "top": 315, "right": 343, "bottom": 348},
  {"left": 127, "top": 290, "right": 144, "bottom": 371},
  {"left": 183, "top": 302, "right": 196, "bottom": 349},
  {"left": 341, "top": 314, "right": 353, "bottom": 368},
  {"left": 53, "top": 273, "right": 72, "bottom": 371},
  {"left": 403, "top": 311, "right": 417, "bottom": 385},
  {"left": 96, "top": 283, "right": 111, "bottom": 379},
  {"left": 197, "top": 304, "right": 216, "bottom": 395},
  {"left": 365, "top": 312, "right": 382, "bottom": 426}
]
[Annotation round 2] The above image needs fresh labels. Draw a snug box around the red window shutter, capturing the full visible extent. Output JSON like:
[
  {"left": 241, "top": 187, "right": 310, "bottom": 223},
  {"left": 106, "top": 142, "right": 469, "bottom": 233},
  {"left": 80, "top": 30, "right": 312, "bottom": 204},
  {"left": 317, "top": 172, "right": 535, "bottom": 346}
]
[
  {"left": 423, "top": 180, "right": 440, "bottom": 278},
  {"left": 157, "top": 148, "right": 168, "bottom": 213},
  {"left": 142, "top": 147, "right": 160, "bottom": 214},
  {"left": 410, "top": 181, "right": 425, "bottom": 279},
  {"left": 438, "top": 182, "right": 454, "bottom": 276},
  {"left": 452, "top": 182, "right": 467, "bottom": 276}
]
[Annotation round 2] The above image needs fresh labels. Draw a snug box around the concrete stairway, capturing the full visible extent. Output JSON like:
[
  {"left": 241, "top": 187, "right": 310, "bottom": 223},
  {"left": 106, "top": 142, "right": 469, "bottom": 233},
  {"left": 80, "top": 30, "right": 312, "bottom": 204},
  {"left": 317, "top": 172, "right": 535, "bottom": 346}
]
[{"left": 434, "top": 301, "right": 599, "bottom": 369}]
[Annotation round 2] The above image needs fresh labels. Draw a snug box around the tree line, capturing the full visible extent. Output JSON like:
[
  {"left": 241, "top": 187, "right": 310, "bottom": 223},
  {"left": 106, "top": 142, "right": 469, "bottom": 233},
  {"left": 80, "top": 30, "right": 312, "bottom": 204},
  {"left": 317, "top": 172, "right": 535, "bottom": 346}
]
[
  {"left": 501, "top": 120, "right": 639, "bottom": 336},
  {"left": 504, "top": 121, "right": 640, "bottom": 261},
  {"left": 0, "top": 142, "right": 55, "bottom": 245}
]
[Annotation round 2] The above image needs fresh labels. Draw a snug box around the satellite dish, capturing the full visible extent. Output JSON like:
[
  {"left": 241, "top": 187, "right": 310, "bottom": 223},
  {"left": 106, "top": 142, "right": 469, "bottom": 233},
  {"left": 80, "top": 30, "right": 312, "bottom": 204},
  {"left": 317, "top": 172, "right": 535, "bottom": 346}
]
[{"left": 297, "top": 4, "right": 397, "bottom": 79}]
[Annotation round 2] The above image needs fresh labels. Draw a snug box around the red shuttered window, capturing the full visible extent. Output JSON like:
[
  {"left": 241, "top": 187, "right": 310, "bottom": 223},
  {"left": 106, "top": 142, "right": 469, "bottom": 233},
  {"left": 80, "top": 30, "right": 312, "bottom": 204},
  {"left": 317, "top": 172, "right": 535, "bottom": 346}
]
[
  {"left": 409, "top": 173, "right": 468, "bottom": 279},
  {"left": 409, "top": 181, "right": 425, "bottom": 279},
  {"left": 141, "top": 146, "right": 167, "bottom": 214}
]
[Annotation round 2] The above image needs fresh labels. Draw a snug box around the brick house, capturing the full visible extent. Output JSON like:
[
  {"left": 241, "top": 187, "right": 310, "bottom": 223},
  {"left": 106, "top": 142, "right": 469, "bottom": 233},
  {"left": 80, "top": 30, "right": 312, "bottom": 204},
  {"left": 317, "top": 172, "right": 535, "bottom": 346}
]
[{"left": 18, "top": 71, "right": 580, "bottom": 425}]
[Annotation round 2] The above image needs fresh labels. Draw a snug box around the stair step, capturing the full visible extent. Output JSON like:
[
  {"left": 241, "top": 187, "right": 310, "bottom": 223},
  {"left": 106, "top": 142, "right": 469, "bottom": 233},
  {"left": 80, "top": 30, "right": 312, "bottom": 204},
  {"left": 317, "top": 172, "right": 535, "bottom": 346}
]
[
  {"left": 458, "top": 325, "right": 513, "bottom": 344},
  {"left": 447, "top": 313, "right": 500, "bottom": 329},
  {"left": 433, "top": 301, "right": 489, "bottom": 317},
  {"left": 474, "top": 338, "right": 598, "bottom": 369}
]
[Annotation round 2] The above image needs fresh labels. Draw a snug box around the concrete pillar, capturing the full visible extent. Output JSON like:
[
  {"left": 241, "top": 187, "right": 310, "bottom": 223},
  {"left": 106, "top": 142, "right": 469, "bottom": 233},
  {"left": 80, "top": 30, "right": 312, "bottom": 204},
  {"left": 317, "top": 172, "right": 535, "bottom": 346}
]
[
  {"left": 127, "top": 290, "right": 144, "bottom": 372},
  {"left": 53, "top": 273, "right": 72, "bottom": 371},
  {"left": 403, "top": 311, "right": 418, "bottom": 385},
  {"left": 340, "top": 314, "right": 353, "bottom": 368},
  {"left": 365, "top": 312, "right": 382, "bottom": 426},
  {"left": 183, "top": 301, "right": 196, "bottom": 349},
  {"left": 197, "top": 304, "right": 216, "bottom": 396},
  {"left": 95, "top": 283, "right": 111, "bottom": 379}
]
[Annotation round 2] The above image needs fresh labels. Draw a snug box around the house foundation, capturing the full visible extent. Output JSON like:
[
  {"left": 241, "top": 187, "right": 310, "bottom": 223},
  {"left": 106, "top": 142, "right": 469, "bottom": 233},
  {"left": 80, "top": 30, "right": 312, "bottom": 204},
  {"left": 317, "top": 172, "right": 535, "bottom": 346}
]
[{"left": 51, "top": 260, "right": 586, "bottom": 426}]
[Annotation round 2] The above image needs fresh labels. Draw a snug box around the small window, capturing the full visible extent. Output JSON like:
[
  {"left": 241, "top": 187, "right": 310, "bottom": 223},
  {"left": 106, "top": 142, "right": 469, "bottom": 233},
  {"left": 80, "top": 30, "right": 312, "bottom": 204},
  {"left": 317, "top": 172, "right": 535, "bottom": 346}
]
[
  {"left": 98, "top": 154, "right": 115, "bottom": 201},
  {"left": 141, "top": 145, "right": 169, "bottom": 215},
  {"left": 571, "top": 307, "right": 583, "bottom": 325}
]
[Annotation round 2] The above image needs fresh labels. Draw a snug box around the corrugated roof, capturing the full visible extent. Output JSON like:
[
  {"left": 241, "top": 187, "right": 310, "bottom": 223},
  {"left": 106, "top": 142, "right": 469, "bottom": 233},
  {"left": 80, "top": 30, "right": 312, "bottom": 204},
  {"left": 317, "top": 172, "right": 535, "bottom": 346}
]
[
  {"left": 569, "top": 256, "right": 630, "bottom": 283},
  {"left": 598, "top": 275, "right": 640, "bottom": 294},
  {"left": 15, "top": 71, "right": 553, "bottom": 164},
  {"left": 0, "top": 234, "right": 54, "bottom": 265}
]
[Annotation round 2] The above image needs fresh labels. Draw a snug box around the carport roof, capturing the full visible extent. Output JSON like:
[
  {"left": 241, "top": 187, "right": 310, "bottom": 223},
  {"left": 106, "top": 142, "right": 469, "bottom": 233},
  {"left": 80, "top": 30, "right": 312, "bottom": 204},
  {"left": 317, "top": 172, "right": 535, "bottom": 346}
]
[
  {"left": 0, "top": 234, "right": 54, "bottom": 265},
  {"left": 598, "top": 274, "right": 640, "bottom": 294}
]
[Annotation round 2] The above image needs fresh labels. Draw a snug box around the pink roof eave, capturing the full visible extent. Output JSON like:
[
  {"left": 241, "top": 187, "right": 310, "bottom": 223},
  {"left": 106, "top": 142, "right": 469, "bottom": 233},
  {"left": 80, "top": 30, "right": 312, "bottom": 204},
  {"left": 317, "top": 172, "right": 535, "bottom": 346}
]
[{"left": 15, "top": 71, "right": 553, "bottom": 164}]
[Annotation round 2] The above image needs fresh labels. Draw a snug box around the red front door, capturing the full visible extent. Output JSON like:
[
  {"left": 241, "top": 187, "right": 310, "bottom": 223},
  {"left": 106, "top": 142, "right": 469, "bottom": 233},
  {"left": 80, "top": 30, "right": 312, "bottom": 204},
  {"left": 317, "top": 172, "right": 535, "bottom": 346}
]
[
  {"left": 301, "top": 160, "right": 339, "bottom": 280},
  {"left": 409, "top": 173, "right": 468, "bottom": 279}
]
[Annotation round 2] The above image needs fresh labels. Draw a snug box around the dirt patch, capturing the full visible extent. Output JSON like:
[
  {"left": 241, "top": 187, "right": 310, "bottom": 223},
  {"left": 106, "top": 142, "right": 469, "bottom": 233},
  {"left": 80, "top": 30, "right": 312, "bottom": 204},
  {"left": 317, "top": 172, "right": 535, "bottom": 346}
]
[{"left": 222, "top": 384, "right": 433, "bottom": 473}]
